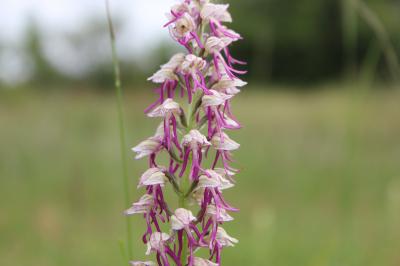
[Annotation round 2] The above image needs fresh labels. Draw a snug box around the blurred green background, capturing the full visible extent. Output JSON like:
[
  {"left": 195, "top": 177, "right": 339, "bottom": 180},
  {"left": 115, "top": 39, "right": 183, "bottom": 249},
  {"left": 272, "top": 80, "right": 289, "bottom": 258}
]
[{"left": 1, "top": 0, "right": 400, "bottom": 265}]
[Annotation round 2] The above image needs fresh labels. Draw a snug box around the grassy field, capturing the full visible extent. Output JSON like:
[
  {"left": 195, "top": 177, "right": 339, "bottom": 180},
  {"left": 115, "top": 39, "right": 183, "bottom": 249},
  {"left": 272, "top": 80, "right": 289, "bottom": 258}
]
[{"left": 1, "top": 87, "right": 400, "bottom": 266}]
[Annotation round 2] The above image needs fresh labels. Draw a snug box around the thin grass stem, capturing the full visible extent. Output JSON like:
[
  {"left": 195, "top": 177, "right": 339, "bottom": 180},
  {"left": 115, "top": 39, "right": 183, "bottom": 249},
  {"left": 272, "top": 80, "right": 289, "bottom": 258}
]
[{"left": 105, "top": 0, "right": 134, "bottom": 261}]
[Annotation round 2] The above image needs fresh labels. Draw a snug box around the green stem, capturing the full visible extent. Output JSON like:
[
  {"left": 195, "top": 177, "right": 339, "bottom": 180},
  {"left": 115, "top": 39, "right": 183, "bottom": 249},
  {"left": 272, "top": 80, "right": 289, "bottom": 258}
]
[
  {"left": 179, "top": 91, "right": 199, "bottom": 265},
  {"left": 106, "top": 0, "right": 133, "bottom": 261},
  {"left": 179, "top": 192, "right": 188, "bottom": 266}
]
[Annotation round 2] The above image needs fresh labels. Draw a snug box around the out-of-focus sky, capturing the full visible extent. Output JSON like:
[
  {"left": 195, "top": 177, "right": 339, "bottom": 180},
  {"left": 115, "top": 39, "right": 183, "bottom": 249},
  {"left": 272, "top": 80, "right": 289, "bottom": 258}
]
[
  {"left": 0, "top": 0, "right": 176, "bottom": 84},
  {"left": 1, "top": 0, "right": 174, "bottom": 46}
]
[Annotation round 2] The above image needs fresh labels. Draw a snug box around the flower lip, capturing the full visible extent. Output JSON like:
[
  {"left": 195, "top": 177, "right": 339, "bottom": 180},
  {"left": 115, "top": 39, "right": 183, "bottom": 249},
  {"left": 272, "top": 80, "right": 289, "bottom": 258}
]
[
  {"left": 171, "top": 208, "right": 196, "bottom": 230},
  {"left": 138, "top": 168, "right": 167, "bottom": 188}
]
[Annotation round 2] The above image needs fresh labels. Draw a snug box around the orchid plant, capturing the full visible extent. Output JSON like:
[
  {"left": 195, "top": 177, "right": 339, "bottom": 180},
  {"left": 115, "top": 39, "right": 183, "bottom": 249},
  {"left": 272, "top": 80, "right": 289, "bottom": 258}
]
[{"left": 126, "top": 0, "right": 246, "bottom": 265}]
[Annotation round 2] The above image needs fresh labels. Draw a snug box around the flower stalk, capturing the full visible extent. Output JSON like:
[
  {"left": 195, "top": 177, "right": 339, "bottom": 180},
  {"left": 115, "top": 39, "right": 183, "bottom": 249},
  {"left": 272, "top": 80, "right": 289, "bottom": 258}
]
[{"left": 126, "top": 1, "right": 247, "bottom": 265}]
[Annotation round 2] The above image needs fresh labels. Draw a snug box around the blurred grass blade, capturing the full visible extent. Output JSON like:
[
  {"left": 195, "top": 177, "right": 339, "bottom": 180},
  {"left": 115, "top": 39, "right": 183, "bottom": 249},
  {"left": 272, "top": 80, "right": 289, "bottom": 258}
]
[
  {"left": 360, "top": 40, "right": 380, "bottom": 87},
  {"left": 341, "top": 0, "right": 358, "bottom": 78},
  {"left": 356, "top": 0, "right": 400, "bottom": 83},
  {"left": 106, "top": 0, "right": 133, "bottom": 261}
]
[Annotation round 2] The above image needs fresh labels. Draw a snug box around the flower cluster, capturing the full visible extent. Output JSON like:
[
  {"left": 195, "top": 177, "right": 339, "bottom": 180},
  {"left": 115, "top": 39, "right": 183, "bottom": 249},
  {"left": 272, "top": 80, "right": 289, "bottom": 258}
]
[{"left": 127, "top": 0, "right": 246, "bottom": 265}]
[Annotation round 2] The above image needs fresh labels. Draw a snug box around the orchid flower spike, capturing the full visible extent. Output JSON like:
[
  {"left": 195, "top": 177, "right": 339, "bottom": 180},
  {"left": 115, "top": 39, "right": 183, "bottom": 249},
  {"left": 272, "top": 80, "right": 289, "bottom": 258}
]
[{"left": 127, "top": 0, "right": 246, "bottom": 264}]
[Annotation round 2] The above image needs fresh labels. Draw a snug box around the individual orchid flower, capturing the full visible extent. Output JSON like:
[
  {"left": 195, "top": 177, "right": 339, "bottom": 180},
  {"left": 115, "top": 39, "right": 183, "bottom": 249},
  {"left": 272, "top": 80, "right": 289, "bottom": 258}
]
[
  {"left": 146, "top": 232, "right": 180, "bottom": 266},
  {"left": 202, "top": 89, "right": 237, "bottom": 137},
  {"left": 132, "top": 124, "right": 165, "bottom": 167},
  {"left": 125, "top": 189, "right": 169, "bottom": 245},
  {"left": 205, "top": 227, "right": 238, "bottom": 265},
  {"left": 166, "top": 3, "right": 203, "bottom": 51},
  {"left": 179, "top": 54, "right": 209, "bottom": 102},
  {"left": 128, "top": 0, "right": 245, "bottom": 264},
  {"left": 171, "top": 208, "right": 200, "bottom": 264},
  {"left": 172, "top": 13, "right": 196, "bottom": 39},
  {"left": 210, "top": 132, "right": 240, "bottom": 173},
  {"left": 171, "top": 208, "right": 201, "bottom": 265},
  {"left": 205, "top": 36, "right": 245, "bottom": 79},
  {"left": 180, "top": 130, "right": 211, "bottom": 179},
  {"left": 146, "top": 54, "right": 186, "bottom": 116},
  {"left": 148, "top": 98, "right": 182, "bottom": 151}
]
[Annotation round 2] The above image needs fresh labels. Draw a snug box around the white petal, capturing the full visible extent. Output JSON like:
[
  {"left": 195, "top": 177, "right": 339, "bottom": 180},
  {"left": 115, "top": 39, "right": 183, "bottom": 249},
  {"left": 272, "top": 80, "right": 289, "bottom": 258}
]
[
  {"left": 173, "top": 13, "right": 196, "bottom": 37},
  {"left": 223, "top": 115, "right": 240, "bottom": 128},
  {"left": 171, "top": 208, "right": 196, "bottom": 230},
  {"left": 132, "top": 137, "right": 161, "bottom": 159},
  {"left": 148, "top": 232, "right": 171, "bottom": 253},
  {"left": 147, "top": 99, "right": 181, "bottom": 118},
  {"left": 206, "top": 205, "right": 234, "bottom": 222},
  {"left": 148, "top": 53, "right": 185, "bottom": 83},
  {"left": 211, "top": 77, "right": 247, "bottom": 92},
  {"left": 148, "top": 69, "right": 177, "bottom": 83},
  {"left": 182, "top": 130, "right": 211, "bottom": 147},
  {"left": 205, "top": 169, "right": 234, "bottom": 190},
  {"left": 205, "top": 36, "right": 232, "bottom": 53},
  {"left": 196, "top": 175, "right": 220, "bottom": 190},
  {"left": 180, "top": 54, "right": 207, "bottom": 74},
  {"left": 216, "top": 227, "right": 238, "bottom": 247},
  {"left": 201, "top": 3, "right": 232, "bottom": 22},
  {"left": 211, "top": 133, "right": 240, "bottom": 151},
  {"left": 124, "top": 194, "right": 153, "bottom": 215},
  {"left": 138, "top": 168, "right": 167, "bottom": 188},
  {"left": 202, "top": 90, "right": 233, "bottom": 107}
]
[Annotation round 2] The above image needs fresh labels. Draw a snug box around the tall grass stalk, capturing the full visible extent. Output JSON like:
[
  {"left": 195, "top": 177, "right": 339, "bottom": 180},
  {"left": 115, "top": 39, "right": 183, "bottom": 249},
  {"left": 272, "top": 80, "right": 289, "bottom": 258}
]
[
  {"left": 105, "top": 0, "right": 133, "bottom": 261},
  {"left": 341, "top": 0, "right": 358, "bottom": 78},
  {"left": 356, "top": 0, "right": 400, "bottom": 83}
]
